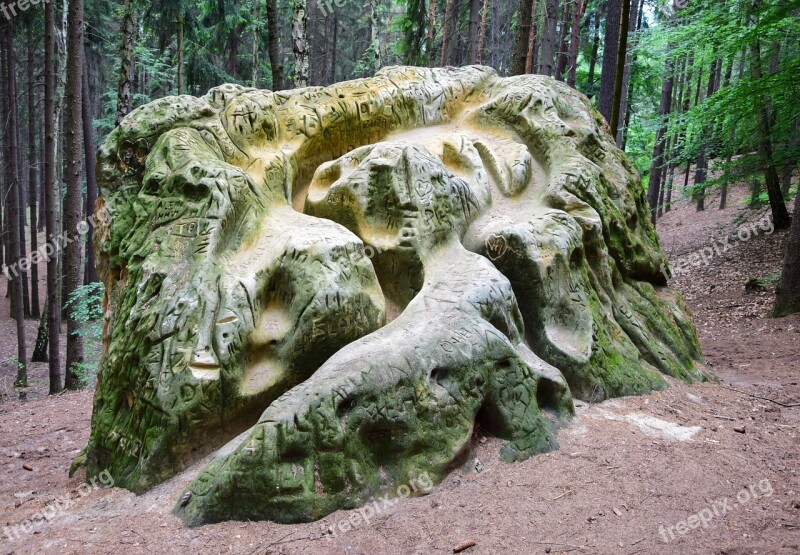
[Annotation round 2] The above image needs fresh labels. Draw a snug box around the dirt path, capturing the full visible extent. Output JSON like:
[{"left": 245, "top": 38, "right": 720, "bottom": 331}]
[{"left": 1, "top": 182, "right": 799, "bottom": 555}]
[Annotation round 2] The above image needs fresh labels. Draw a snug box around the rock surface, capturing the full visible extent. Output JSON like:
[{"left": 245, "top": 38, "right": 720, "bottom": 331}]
[{"left": 83, "top": 66, "right": 709, "bottom": 525}]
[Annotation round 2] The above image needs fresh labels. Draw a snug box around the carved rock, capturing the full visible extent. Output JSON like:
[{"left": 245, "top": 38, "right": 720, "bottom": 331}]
[{"left": 83, "top": 67, "right": 709, "bottom": 525}]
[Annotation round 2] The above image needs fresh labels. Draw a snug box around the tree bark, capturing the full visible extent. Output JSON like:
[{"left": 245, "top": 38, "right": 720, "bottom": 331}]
[
  {"left": 32, "top": 299, "right": 50, "bottom": 362},
  {"left": 511, "top": 0, "right": 532, "bottom": 75},
  {"left": 177, "top": 14, "right": 185, "bottom": 94},
  {"left": 587, "top": 13, "right": 599, "bottom": 87},
  {"left": 83, "top": 63, "right": 98, "bottom": 285},
  {"left": 427, "top": 0, "right": 438, "bottom": 65},
  {"left": 3, "top": 20, "right": 28, "bottom": 397},
  {"left": 538, "top": 0, "right": 559, "bottom": 76},
  {"left": 609, "top": 0, "right": 632, "bottom": 137},
  {"left": 598, "top": 0, "right": 622, "bottom": 123},
  {"left": 45, "top": 0, "right": 62, "bottom": 393},
  {"left": 749, "top": 9, "right": 790, "bottom": 230},
  {"left": 266, "top": 0, "right": 283, "bottom": 89},
  {"left": 368, "top": 0, "right": 381, "bottom": 72},
  {"left": 615, "top": 0, "right": 642, "bottom": 145},
  {"left": 646, "top": 56, "right": 675, "bottom": 224},
  {"left": 566, "top": 0, "right": 587, "bottom": 87},
  {"left": 63, "top": 0, "right": 86, "bottom": 390},
  {"left": 773, "top": 188, "right": 800, "bottom": 316},
  {"left": 27, "top": 35, "right": 41, "bottom": 319},
  {"left": 525, "top": 0, "right": 539, "bottom": 74},
  {"left": 693, "top": 59, "right": 719, "bottom": 212},
  {"left": 475, "top": 0, "right": 489, "bottom": 64},
  {"left": 781, "top": 115, "right": 798, "bottom": 197},
  {"left": 468, "top": 0, "right": 481, "bottom": 64},
  {"left": 292, "top": 0, "right": 309, "bottom": 86},
  {"left": 116, "top": 0, "right": 135, "bottom": 126},
  {"left": 555, "top": 0, "right": 572, "bottom": 80}
]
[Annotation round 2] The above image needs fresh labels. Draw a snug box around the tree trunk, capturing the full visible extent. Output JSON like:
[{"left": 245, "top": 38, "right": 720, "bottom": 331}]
[
  {"left": 116, "top": 0, "right": 135, "bottom": 126},
  {"left": 511, "top": 0, "right": 532, "bottom": 75},
  {"left": 525, "top": 0, "right": 539, "bottom": 74},
  {"left": 32, "top": 299, "right": 50, "bottom": 362},
  {"left": 749, "top": 10, "right": 790, "bottom": 230},
  {"left": 773, "top": 189, "right": 800, "bottom": 316},
  {"left": 369, "top": 0, "right": 381, "bottom": 72},
  {"left": 330, "top": 12, "right": 338, "bottom": 82},
  {"left": 427, "top": 0, "right": 438, "bottom": 65},
  {"left": 4, "top": 20, "right": 28, "bottom": 398},
  {"left": 44, "top": 0, "right": 62, "bottom": 393},
  {"left": 693, "top": 59, "right": 719, "bottom": 212},
  {"left": 781, "top": 115, "right": 798, "bottom": 197},
  {"left": 468, "top": 0, "right": 481, "bottom": 64},
  {"left": 292, "top": 0, "right": 309, "bottom": 86},
  {"left": 63, "top": 0, "right": 86, "bottom": 390},
  {"left": 614, "top": 0, "right": 642, "bottom": 145},
  {"left": 83, "top": 63, "right": 98, "bottom": 285},
  {"left": 27, "top": 36, "right": 41, "bottom": 319},
  {"left": 266, "top": 0, "right": 283, "bottom": 89},
  {"left": 566, "top": 0, "right": 587, "bottom": 87},
  {"left": 251, "top": 0, "right": 261, "bottom": 86},
  {"left": 598, "top": 0, "right": 622, "bottom": 123},
  {"left": 177, "top": 14, "right": 185, "bottom": 94},
  {"left": 587, "top": 13, "right": 599, "bottom": 86},
  {"left": 609, "top": 0, "right": 632, "bottom": 137},
  {"left": 538, "top": 0, "right": 559, "bottom": 76},
  {"left": 555, "top": 0, "right": 571, "bottom": 80},
  {"left": 475, "top": 0, "right": 489, "bottom": 64},
  {"left": 646, "top": 56, "right": 675, "bottom": 224}
]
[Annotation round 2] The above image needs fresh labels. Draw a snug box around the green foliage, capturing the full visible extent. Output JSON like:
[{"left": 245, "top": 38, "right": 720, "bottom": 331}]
[{"left": 65, "top": 283, "right": 105, "bottom": 387}]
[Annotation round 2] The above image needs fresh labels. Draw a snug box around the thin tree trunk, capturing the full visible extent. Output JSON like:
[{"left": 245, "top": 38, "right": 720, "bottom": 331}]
[
  {"left": 27, "top": 36, "right": 41, "bottom": 319},
  {"left": 252, "top": 0, "right": 261, "bottom": 86},
  {"left": 440, "top": 0, "right": 454, "bottom": 67},
  {"left": 566, "top": 0, "right": 587, "bottom": 87},
  {"left": 773, "top": 188, "right": 800, "bottom": 316},
  {"left": 292, "top": 0, "right": 309, "bottom": 86},
  {"left": 116, "top": 0, "right": 135, "bottom": 125},
  {"left": 83, "top": 63, "right": 98, "bottom": 285},
  {"left": 4, "top": 21, "right": 28, "bottom": 398},
  {"left": 609, "top": 0, "right": 632, "bottom": 137},
  {"left": 468, "top": 0, "right": 481, "bottom": 64},
  {"left": 538, "top": 0, "right": 558, "bottom": 76},
  {"left": 646, "top": 56, "right": 675, "bottom": 224},
  {"left": 682, "top": 51, "right": 696, "bottom": 192},
  {"left": 525, "top": 0, "right": 539, "bottom": 74},
  {"left": 476, "top": 0, "right": 489, "bottom": 64},
  {"left": 177, "top": 14, "right": 185, "bottom": 94},
  {"left": 63, "top": 0, "right": 86, "bottom": 390},
  {"left": 266, "top": 0, "right": 283, "bottom": 89},
  {"left": 749, "top": 6, "right": 790, "bottom": 229},
  {"left": 587, "top": 13, "right": 599, "bottom": 86},
  {"left": 598, "top": 0, "right": 622, "bottom": 123},
  {"left": 511, "top": 0, "right": 532, "bottom": 74},
  {"left": 693, "top": 59, "right": 719, "bottom": 212},
  {"left": 427, "top": 0, "right": 438, "bottom": 65},
  {"left": 45, "top": 0, "right": 62, "bottom": 393},
  {"left": 781, "top": 115, "right": 798, "bottom": 197},
  {"left": 555, "top": 0, "right": 571, "bottom": 80},
  {"left": 369, "top": 0, "right": 381, "bottom": 72},
  {"left": 615, "top": 0, "right": 642, "bottom": 145},
  {"left": 330, "top": 12, "right": 338, "bottom": 82}
]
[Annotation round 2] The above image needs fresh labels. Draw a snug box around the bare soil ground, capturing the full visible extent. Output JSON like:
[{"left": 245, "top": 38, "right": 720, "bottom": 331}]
[{"left": 1, "top": 180, "right": 799, "bottom": 555}]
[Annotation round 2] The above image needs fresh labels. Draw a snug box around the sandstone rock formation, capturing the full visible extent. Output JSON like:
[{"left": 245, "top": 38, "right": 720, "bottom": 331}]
[{"left": 82, "top": 66, "right": 709, "bottom": 525}]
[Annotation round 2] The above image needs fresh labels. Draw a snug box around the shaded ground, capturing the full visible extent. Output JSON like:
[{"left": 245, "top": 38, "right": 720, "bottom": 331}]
[{"left": 1, "top": 180, "right": 799, "bottom": 555}]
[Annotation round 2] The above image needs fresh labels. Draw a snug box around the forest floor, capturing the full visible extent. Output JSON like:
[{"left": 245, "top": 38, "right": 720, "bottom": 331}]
[{"left": 1, "top": 179, "right": 799, "bottom": 555}]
